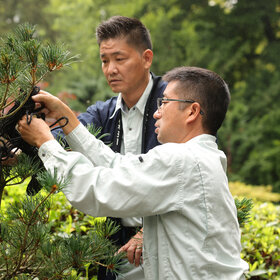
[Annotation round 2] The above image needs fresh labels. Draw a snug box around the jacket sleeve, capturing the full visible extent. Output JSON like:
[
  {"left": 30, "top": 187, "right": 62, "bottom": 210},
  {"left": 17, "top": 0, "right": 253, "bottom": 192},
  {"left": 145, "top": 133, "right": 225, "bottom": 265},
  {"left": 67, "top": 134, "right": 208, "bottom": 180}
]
[{"left": 38, "top": 124, "right": 184, "bottom": 218}]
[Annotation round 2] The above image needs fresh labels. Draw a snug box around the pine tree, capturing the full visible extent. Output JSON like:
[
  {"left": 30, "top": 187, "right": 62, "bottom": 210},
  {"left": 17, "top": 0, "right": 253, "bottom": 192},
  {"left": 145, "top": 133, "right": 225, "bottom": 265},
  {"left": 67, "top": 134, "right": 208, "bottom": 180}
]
[
  {"left": 0, "top": 186, "right": 125, "bottom": 279},
  {"left": 0, "top": 23, "right": 123, "bottom": 279},
  {"left": 0, "top": 22, "right": 78, "bottom": 204}
]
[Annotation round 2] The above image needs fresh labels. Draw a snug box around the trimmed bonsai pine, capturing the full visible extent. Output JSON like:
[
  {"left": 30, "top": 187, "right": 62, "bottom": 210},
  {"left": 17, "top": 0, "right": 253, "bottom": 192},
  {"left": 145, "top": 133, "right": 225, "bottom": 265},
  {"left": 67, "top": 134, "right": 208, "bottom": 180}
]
[{"left": 0, "top": 23, "right": 77, "bottom": 205}]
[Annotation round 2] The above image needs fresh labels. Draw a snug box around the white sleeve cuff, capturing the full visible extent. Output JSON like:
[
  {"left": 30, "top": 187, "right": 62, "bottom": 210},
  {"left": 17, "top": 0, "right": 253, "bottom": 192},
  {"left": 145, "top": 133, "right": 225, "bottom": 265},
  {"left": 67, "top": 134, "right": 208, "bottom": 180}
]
[{"left": 38, "top": 139, "right": 65, "bottom": 163}]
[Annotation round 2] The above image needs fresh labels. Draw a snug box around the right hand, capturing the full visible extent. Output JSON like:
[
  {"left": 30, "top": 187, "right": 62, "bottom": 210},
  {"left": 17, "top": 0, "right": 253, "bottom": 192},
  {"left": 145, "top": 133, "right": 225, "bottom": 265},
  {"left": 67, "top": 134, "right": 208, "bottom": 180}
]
[
  {"left": 33, "top": 90, "right": 66, "bottom": 120},
  {"left": 17, "top": 115, "right": 54, "bottom": 148},
  {"left": 32, "top": 90, "right": 80, "bottom": 136},
  {"left": 118, "top": 230, "right": 143, "bottom": 267}
]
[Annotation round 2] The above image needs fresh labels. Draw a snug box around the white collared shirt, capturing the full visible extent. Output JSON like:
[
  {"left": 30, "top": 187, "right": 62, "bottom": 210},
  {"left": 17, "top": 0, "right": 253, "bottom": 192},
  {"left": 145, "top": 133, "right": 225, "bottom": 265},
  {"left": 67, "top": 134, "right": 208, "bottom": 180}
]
[
  {"left": 110, "top": 74, "right": 153, "bottom": 155},
  {"left": 110, "top": 74, "right": 153, "bottom": 227},
  {"left": 38, "top": 125, "right": 248, "bottom": 280}
]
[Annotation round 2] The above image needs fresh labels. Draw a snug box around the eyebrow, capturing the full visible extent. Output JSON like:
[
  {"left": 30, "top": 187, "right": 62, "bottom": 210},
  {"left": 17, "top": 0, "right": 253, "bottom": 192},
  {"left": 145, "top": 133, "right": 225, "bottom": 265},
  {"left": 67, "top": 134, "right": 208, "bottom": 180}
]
[{"left": 100, "top": 51, "right": 125, "bottom": 58}]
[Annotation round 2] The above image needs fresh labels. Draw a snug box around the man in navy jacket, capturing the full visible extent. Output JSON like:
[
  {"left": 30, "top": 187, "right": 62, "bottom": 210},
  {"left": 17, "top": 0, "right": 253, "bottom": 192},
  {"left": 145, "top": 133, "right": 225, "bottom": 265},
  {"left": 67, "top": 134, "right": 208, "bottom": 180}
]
[
  {"left": 53, "top": 16, "right": 166, "bottom": 280},
  {"left": 77, "top": 72, "right": 165, "bottom": 154}
]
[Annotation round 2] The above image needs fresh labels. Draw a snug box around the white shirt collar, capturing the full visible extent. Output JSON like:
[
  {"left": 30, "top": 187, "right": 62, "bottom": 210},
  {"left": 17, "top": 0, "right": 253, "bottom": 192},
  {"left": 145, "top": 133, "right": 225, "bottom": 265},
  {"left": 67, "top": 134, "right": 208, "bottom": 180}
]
[{"left": 110, "top": 74, "right": 153, "bottom": 119}]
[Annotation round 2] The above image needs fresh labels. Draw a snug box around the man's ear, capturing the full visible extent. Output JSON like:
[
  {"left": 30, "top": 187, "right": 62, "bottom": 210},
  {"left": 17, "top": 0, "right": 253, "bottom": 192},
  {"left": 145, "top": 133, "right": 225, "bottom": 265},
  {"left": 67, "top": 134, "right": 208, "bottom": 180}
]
[
  {"left": 186, "top": 103, "right": 201, "bottom": 124},
  {"left": 142, "top": 49, "right": 153, "bottom": 69}
]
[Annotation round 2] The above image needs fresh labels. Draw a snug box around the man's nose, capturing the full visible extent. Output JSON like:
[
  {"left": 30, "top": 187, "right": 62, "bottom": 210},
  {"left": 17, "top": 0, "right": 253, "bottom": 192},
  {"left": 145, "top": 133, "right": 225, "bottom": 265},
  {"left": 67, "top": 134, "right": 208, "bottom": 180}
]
[
  {"left": 107, "top": 61, "right": 118, "bottom": 75},
  {"left": 153, "top": 109, "right": 161, "bottom": 120}
]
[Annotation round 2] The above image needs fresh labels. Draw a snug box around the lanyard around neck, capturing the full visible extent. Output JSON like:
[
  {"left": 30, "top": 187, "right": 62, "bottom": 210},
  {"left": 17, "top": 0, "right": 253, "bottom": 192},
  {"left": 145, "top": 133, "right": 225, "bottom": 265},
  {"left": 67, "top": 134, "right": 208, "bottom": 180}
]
[{"left": 112, "top": 113, "right": 123, "bottom": 153}]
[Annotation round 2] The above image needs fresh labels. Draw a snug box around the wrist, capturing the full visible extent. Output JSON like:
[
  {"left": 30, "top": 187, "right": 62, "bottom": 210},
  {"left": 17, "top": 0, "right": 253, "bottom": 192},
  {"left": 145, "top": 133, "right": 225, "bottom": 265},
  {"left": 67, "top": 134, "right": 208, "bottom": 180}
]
[
  {"left": 35, "top": 134, "right": 54, "bottom": 148},
  {"left": 54, "top": 102, "right": 69, "bottom": 120}
]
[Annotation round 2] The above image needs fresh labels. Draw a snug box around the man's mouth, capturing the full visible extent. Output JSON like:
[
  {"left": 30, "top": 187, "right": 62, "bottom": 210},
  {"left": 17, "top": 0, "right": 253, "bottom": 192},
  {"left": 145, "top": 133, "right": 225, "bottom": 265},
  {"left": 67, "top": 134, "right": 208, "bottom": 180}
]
[
  {"left": 109, "top": 79, "right": 121, "bottom": 85},
  {"left": 155, "top": 124, "right": 159, "bottom": 134}
]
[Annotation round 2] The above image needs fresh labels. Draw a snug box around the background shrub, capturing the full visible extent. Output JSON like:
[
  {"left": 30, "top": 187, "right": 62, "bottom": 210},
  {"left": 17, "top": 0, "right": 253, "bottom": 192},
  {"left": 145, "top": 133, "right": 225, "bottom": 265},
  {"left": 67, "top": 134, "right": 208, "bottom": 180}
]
[
  {"left": 2, "top": 181, "right": 279, "bottom": 279},
  {"left": 230, "top": 181, "right": 280, "bottom": 279}
]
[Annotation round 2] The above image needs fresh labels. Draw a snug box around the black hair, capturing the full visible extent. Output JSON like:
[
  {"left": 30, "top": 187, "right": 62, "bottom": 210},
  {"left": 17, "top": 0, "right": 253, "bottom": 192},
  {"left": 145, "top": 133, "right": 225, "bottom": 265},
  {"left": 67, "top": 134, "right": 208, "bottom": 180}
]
[
  {"left": 96, "top": 16, "right": 152, "bottom": 52},
  {"left": 163, "top": 66, "right": 230, "bottom": 135}
]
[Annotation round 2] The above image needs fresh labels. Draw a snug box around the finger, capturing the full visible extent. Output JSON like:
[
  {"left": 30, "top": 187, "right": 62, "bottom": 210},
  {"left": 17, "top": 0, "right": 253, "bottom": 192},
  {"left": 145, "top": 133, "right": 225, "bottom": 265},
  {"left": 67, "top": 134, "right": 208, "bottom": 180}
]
[
  {"left": 134, "top": 247, "right": 143, "bottom": 267},
  {"left": 17, "top": 118, "right": 24, "bottom": 129},
  {"left": 34, "top": 101, "right": 45, "bottom": 110},
  {"left": 118, "top": 243, "right": 129, "bottom": 254},
  {"left": 32, "top": 90, "right": 51, "bottom": 103},
  {"left": 38, "top": 89, "right": 52, "bottom": 96},
  {"left": 39, "top": 90, "right": 50, "bottom": 94},
  {"left": 126, "top": 245, "right": 137, "bottom": 264},
  {"left": 32, "top": 95, "right": 46, "bottom": 103},
  {"left": 118, "top": 247, "right": 124, "bottom": 254}
]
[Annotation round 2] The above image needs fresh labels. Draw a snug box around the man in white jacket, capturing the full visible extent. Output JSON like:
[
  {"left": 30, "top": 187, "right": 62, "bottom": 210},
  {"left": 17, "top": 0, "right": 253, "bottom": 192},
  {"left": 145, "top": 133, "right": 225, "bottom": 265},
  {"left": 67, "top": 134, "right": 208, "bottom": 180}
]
[{"left": 18, "top": 66, "right": 248, "bottom": 280}]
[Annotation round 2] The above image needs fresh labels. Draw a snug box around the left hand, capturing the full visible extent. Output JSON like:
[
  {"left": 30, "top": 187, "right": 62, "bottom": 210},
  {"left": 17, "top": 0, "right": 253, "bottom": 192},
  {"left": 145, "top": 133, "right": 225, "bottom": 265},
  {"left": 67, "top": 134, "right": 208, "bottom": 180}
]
[
  {"left": 118, "top": 230, "right": 143, "bottom": 267},
  {"left": 17, "top": 115, "right": 54, "bottom": 147}
]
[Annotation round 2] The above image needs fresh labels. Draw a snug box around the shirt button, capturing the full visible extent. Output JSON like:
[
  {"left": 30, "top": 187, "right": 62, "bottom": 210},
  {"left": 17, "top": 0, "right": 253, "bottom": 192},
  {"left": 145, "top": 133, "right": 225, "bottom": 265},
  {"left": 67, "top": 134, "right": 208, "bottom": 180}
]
[
  {"left": 42, "top": 153, "right": 46, "bottom": 157},
  {"left": 129, "top": 128, "right": 132, "bottom": 131}
]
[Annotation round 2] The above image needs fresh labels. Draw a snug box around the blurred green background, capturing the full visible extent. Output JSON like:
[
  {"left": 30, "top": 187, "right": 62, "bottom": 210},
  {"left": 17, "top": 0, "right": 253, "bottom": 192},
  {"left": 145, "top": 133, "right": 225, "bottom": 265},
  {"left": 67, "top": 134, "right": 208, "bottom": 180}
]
[{"left": 1, "top": 0, "right": 280, "bottom": 192}]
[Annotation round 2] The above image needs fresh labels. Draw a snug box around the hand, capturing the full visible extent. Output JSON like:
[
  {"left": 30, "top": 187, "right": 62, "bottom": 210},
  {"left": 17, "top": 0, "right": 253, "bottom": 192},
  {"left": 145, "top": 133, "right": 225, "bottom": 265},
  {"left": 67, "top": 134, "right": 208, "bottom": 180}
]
[
  {"left": 32, "top": 90, "right": 79, "bottom": 135},
  {"left": 17, "top": 115, "right": 54, "bottom": 147},
  {"left": 118, "top": 230, "right": 143, "bottom": 267},
  {"left": 32, "top": 90, "right": 66, "bottom": 120}
]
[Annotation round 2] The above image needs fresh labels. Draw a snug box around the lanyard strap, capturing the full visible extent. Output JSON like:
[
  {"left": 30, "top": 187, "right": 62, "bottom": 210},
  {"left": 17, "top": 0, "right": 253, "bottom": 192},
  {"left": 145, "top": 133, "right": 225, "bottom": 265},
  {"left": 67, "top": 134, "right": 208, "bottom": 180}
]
[{"left": 112, "top": 113, "right": 123, "bottom": 153}]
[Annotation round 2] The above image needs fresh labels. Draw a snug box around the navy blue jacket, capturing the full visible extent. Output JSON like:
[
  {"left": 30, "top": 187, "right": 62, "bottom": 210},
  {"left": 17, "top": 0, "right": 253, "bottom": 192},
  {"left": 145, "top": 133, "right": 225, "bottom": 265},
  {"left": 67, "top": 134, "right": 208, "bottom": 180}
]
[
  {"left": 53, "top": 73, "right": 166, "bottom": 154},
  {"left": 77, "top": 73, "right": 166, "bottom": 154}
]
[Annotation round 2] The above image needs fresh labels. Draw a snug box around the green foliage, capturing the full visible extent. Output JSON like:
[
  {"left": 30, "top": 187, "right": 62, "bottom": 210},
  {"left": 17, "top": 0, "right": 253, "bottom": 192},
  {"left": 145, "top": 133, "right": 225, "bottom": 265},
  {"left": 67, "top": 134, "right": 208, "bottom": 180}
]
[
  {"left": 0, "top": 123, "right": 123, "bottom": 278},
  {"left": 10, "top": 153, "right": 42, "bottom": 183},
  {"left": 36, "top": 167, "right": 71, "bottom": 193},
  {"left": 229, "top": 182, "right": 280, "bottom": 203},
  {"left": 86, "top": 124, "right": 111, "bottom": 146},
  {"left": 0, "top": 0, "right": 55, "bottom": 39},
  {"left": 41, "top": 43, "right": 78, "bottom": 72},
  {"left": 0, "top": 181, "right": 124, "bottom": 279},
  {"left": 241, "top": 201, "right": 280, "bottom": 279},
  {"left": 0, "top": 23, "right": 77, "bottom": 119},
  {"left": 41, "top": 0, "right": 109, "bottom": 103},
  {"left": 230, "top": 182, "right": 280, "bottom": 279},
  {"left": 0, "top": 23, "right": 79, "bottom": 209},
  {"left": 0, "top": 153, "right": 42, "bottom": 205},
  {"left": 1, "top": 1, "right": 280, "bottom": 191},
  {"left": 235, "top": 197, "right": 254, "bottom": 227},
  {"left": 0, "top": 180, "right": 26, "bottom": 210},
  {"left": 2, "top": 180, "right": 278, "bottom": 279}
]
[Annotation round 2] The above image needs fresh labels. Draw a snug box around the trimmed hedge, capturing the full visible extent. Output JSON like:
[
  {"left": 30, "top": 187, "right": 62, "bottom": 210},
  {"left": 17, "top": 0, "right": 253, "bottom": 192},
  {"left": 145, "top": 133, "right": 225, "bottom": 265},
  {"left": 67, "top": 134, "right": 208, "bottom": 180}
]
[{"left": 230, "top": 181, "right": 280, "bottom": 279}]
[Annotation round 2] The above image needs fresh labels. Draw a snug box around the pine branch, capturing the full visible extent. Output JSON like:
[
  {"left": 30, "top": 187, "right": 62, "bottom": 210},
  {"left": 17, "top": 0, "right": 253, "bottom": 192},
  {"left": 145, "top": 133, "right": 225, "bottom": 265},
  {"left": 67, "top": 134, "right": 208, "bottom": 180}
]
[
  {"left": 0, "top": 23, "right": 78, "bottom": 119},
  {"left": 41, "top": 43, "right": 79, "bottom": 73},
  {"left": 13, "top": 23, "right": 36, "bottom": 42},
  {"left": 36, "top": 168, "right": 71, "bottom": 193},
  {"left": 235, "top": 197, "right": 254, "bottom": 227},
  {"left": 13, "top": 193, "right": 52, "bottom": 274}
]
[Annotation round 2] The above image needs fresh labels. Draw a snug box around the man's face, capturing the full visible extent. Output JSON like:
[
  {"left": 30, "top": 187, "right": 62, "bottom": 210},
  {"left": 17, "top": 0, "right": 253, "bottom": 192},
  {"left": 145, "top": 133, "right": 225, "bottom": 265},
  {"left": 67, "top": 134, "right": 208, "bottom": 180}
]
[
  {"left": 153, "top": 81, "right": 188, "bottom": 144},
  {"left": 100, "top": 38, "right": 152, "bottom": 96}
]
